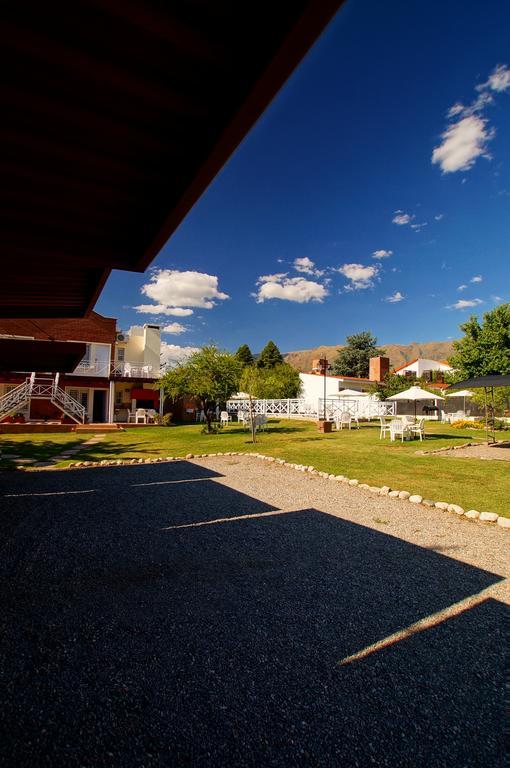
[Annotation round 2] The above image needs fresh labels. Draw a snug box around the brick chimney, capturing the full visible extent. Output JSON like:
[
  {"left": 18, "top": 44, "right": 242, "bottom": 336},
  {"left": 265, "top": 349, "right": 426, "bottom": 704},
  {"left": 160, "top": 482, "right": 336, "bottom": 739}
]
[{"left": 369, "top": 356, "right": 390, "bottom": 382}]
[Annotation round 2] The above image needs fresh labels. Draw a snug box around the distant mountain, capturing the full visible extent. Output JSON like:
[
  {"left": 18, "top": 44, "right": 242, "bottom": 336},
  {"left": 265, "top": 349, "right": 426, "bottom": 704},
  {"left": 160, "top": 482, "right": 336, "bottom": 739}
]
[{"left": 284, "top": 340, "right": 456, "bottom": 373}]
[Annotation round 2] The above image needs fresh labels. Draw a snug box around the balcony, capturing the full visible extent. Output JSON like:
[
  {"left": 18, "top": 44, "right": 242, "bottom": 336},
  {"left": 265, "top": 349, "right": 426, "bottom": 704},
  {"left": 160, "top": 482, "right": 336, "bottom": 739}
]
[
  {"left": 70, "top": 361, "right": 159, "bottom": 379},
  {"left": 110, "top": 361, "right": 158, "bottom": 379}
]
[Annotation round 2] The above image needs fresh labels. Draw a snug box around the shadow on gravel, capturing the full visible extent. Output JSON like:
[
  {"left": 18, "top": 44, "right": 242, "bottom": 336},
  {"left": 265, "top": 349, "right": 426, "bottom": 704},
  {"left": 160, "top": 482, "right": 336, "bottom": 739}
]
[{"left": 0, "top": 461, "right": 506, "bottom": 767}]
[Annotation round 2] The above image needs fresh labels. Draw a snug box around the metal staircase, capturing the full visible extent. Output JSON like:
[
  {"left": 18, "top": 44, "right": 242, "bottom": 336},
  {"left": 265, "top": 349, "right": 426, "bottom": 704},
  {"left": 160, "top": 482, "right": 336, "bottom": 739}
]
[{"left": 0, "top": 373, "right": 85, "bottom": 424}]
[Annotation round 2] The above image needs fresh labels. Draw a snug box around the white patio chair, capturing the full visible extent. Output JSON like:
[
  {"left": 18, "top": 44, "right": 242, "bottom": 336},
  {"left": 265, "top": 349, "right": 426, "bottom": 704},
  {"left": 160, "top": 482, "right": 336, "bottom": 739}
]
[
  {"left": 379, "top": 416, "right": 391, "bottom": 439},
  {"left": 390, "top": 419, "right": 410, "bottom": 442},
  {"left": 128, "top": 409, "right": 137, "bottom": 423},
  {"left": 410, "top": 417, "right": 425, "bottom": 441},
  {"left": 336, "top": 411, "right": 353, "bottom": 430},
  {"left": 146, "top": 408, "right": 157, "bottom": 423},
  {"left": 255, "top": 414, "right": 267, "bottom": 431},
  {"left": 220, "top": 411, "right": 230, "bottom": 427},
  {"left": 135, "top": 408, "right": 147, "bottom": 424}
]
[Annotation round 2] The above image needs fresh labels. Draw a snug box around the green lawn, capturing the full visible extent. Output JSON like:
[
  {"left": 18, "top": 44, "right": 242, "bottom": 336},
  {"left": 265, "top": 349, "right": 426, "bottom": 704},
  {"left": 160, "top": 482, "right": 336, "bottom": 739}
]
[{"left": 1, "top": 420, "right": 508, "bottom": 517}]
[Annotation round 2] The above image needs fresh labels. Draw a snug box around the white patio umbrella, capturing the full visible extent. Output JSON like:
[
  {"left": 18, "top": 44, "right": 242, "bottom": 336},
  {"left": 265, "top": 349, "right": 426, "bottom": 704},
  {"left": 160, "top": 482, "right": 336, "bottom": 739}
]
[
  {"left": 336, "top": 389, "right": 369, "bottom": 398},
  {"left": 446, "top": 389, "right": 474, "bottom": 413},
  {"left": 387, "top": 385, "right": 445, "bottom": 418}
]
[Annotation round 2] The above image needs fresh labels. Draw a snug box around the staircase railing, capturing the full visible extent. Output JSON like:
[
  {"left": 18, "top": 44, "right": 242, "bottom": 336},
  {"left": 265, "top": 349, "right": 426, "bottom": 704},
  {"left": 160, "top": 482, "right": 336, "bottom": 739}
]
[
  {"left": 0, "top": 379, "right": 31, "bottom": 421},
  {"left": 51, "top": 383, "right": 86, "bottom": 423}
]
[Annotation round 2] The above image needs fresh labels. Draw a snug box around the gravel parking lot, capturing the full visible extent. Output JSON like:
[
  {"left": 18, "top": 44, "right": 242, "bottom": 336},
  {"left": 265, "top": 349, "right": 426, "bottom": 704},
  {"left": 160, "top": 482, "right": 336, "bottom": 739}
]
[{"left": 0, "top": 457, "right": 508, "bottom": 767}]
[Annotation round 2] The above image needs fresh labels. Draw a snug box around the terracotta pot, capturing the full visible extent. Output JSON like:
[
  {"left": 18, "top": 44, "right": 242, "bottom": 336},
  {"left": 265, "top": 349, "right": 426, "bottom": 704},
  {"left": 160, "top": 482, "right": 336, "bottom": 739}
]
[{"left": 317, "top": 420, "right": 334, "bottom": 433}]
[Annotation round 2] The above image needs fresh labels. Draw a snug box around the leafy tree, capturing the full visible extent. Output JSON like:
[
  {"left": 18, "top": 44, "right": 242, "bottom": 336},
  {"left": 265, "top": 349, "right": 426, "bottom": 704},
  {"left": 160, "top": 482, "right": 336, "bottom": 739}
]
[
  {"left": 159, "top": 345, "right": 242, "bottom": 430},
  {"left": 369, "top": 373, "right": 437, "bottom": 401},
  {"left": 257, "top": 340, "right": 283, "bottom": 368},
  {"left": 332, "top": 331, "right": 385, "bottom": 378},
  {"left": 239, "top": 363, "right": 302, "bottom": 442},
  {"left": 235, "top": 343, "right": 255, "bottom": 367},
  {"left": 449, "top": 303, "right": 510, "bottom": 378},
  {"left": 241, "top": 363, "right": 301, "bottom": 399}
]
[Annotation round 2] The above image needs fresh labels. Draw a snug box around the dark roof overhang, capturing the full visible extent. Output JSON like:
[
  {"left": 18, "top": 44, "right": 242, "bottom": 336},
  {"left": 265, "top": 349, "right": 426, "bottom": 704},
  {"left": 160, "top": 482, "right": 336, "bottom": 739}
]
[
  {"left": 0, "top": 1, "right": 345, "bottom": 317},
  {"left": 0, "top": 339, "right": 87, "bottom": 373}
]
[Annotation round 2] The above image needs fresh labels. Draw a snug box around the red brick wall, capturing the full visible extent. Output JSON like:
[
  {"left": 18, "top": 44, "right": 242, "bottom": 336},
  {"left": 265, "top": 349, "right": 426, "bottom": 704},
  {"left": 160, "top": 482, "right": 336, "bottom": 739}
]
[{"left": 0, "top": 311, "right": 116, "bottom": 345}]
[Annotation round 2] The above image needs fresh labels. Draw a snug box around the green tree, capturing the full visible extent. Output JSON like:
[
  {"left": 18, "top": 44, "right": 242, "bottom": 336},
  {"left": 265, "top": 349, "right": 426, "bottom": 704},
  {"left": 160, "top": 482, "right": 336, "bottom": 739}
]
[
  {"left": 257, "top": 340, "right": 283, "bottom": 368},
  {"left": 369, "top": 373, "right": 437, "bottom": 401},
  {"left": 241, "top": 363, "right": 301, "bottom": 399},
  {"left": 332, "top": 331, "right": 385, "bottom": 378},
  {"left": 239, "top": 363, "right": 302, "bottom": 442},
  {"left": 235, "top": 343, "right": 255, "bottom": 367},
  {"left": 159, "top": 345, "right": 242, "bottom": 430},
  {"left": 449, "top": 303, "right": 510, "bottom": 378}
]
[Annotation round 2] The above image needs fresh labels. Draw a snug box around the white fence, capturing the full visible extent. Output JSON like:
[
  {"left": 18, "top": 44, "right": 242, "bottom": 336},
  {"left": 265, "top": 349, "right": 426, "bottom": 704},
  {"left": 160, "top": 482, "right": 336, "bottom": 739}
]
[{"left": 226, "top": 398, "right": 395, "bottom": 420}]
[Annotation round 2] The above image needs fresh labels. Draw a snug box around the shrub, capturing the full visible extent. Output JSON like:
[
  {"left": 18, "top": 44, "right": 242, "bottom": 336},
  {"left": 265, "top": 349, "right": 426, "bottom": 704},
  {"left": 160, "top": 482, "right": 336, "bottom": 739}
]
[
  {"left": 161, "top": 413, "right": 172, "bottom": 426},
  {"left": 451, "top": 418, "right": 507, "bottom": 430}
]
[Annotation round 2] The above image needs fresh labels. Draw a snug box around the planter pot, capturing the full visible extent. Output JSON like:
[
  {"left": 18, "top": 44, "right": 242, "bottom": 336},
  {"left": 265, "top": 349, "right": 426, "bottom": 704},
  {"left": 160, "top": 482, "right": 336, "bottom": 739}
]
[{"left": 317, "top": 420, "right": 334, "bottom": 433}]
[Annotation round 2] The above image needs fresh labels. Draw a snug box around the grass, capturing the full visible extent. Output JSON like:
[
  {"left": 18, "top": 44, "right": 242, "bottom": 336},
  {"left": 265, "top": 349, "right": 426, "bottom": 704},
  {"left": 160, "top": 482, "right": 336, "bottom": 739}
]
[{"left": 1, "top": 420, "right": 509, "bottom": 517}]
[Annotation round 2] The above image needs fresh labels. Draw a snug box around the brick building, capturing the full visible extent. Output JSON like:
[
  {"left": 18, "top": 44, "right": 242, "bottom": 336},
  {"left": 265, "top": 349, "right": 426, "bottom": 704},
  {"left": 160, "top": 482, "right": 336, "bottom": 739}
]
[{"left": 0, "top": 313, "right": 162, "bottom": 424}]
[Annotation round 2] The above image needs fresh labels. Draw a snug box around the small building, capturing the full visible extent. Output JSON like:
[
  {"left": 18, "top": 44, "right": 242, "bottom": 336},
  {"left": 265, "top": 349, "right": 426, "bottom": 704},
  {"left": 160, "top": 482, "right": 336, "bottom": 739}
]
[{"left": 393, "top": 358, "right": 452, "bottom": 383}]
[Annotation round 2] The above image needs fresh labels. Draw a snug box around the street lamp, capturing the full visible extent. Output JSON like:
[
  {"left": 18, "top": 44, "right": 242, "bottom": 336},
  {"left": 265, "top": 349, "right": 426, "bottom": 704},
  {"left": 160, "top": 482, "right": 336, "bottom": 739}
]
[{"left": 317, "top": 357, "right": 332, "bottom": 424}]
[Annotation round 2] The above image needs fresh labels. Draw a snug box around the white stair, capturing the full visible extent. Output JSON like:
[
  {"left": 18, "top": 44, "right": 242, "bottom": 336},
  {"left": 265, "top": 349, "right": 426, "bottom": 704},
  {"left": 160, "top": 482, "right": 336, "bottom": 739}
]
[
  {"left": 0, "top": 374, "right": 85, "bottom": 424},
  {"left": 0, "top": 379, "right": 31, "bottom": 421}
]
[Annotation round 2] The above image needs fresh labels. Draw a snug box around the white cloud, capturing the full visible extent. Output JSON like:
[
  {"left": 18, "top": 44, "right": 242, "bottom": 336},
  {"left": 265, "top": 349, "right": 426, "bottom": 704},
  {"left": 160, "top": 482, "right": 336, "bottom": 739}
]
[
  {"left": 447, "top": 298, "right": 483, "bottom": 310},
  {"left": 492, "top": 295, "right": 503, "bottom": 302},
  {"left": 162, "top": 322, "right": 187, "bottom": 335},
  {"left": 139, "top": 269, "right": 229, "bottom": 316},
  {"left": 432, "top": 115, "right": 494, "bottom": 173},
  {"left": 160, "top": 343, "right": 199, "bottom": 368},
  {"left": 134, "top": 304, "right": 194, "bottom": 317},
  {"left": 384, "top": 291, "right": 405, "bottom": 303},
  {"left": 470, "top": 275, "right": 482, "bottom": 283},
  {"left": 254, "top": 274, "right": 327, "bottom": 303},
  {"left": 457, "top": 284, "right": 467, "bottom": 292},
  {"left": 293, "top": 257, "right": 324, "bottom": 276},
  {"left": 372, "top": 249, "right": 393, "bottom": 259},
  {"left": 410, "top": 222, "right": 428, "bottom": 232},
  {"left": 434, "top": 213, "right": 444, "bottom": 221},
  {"left": 258, "top": 272, "right": 287, "bottom": 283},
  {"left": 392, "top": 212, "right": 413, "bottom": 225},
  {"left": 338, "top": 263, "right": 379, "bottom": 291},
  {"left": 478, "top": 64, "right": 510, "bottom": 93}
]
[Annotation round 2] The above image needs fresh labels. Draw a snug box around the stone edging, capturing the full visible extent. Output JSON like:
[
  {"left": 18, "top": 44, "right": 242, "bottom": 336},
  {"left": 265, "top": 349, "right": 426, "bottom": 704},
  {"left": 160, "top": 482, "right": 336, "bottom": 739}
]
[{"left": 41, "top": 449, "right": 510, "bottom": 532}]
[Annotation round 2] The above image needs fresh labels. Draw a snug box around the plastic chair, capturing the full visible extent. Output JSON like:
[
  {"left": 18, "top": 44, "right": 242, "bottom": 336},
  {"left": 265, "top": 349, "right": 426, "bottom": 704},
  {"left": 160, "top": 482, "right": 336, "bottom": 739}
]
[
  {"left": 379, "top": 416, "right": 391, "bottom": 439},
  {"left": 410, "top": 418, "right": 425, "bottom": 441}
]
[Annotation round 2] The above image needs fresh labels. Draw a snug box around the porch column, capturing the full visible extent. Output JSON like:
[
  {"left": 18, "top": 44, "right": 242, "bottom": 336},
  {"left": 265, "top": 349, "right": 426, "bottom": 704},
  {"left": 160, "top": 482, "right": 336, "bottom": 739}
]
[
  {"left": 159, "top": 386, "right": 164, "bottom": 417},
  {"left": 108, "top": 381, "right": 115, "bottom": 423}
]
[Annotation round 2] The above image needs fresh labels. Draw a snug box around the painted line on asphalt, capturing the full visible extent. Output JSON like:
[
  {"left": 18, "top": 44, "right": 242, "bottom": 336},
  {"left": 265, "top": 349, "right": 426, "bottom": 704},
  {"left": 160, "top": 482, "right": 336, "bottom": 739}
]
[
  {"left": 4, "top": 489, "right": 97, "bottom": 498},
  {"left": 162, "top": 508, "right": 293, "bottom": 530},
  {"left": 132, "top": 478, "right": 216, "bottom": 487},
  {"left": 338, "top": 583, "right": 502, "bottom": 666}
]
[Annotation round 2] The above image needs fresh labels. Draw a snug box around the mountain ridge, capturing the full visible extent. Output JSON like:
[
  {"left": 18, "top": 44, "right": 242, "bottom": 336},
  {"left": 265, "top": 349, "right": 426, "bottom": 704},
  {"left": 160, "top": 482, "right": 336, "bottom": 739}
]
[{"left": 284, "top": 340, "right": 456, "bottom": 373}]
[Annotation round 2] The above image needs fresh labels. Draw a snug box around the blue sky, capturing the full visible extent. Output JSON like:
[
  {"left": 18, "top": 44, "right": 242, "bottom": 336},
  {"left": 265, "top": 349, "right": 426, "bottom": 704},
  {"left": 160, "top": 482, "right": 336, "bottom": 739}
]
[{"left": 96, "top": 0, "right": 510, "bottom": 363}]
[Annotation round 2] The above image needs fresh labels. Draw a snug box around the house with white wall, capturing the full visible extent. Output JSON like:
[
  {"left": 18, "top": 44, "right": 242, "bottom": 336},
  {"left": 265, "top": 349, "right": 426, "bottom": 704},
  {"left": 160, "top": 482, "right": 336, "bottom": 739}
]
[{"left": 393, "top": 358, "right": 453, "bottom": 383}]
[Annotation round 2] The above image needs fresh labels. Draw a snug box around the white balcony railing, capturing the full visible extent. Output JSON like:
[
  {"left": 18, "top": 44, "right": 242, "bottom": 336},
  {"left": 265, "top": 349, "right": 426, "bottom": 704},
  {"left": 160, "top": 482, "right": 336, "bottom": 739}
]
[
  {"left": 70, "top": 361, "right": 159, "bottom": 378},
  {"left": 111, "top": 362, "right": 157, "bottom": 379}
]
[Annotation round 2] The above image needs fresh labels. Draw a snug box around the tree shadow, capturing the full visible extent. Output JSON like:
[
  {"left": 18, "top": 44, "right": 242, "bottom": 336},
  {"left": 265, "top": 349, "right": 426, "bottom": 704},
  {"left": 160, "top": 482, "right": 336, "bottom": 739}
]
[{"left": 0, "top": 462, "right": 506, "bottom": 767}]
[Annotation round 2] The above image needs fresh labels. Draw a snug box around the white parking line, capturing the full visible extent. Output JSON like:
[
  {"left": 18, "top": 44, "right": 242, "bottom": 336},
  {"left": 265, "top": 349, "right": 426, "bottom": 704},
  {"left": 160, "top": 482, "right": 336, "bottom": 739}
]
[
  {"left": 132, "top": 478, "right": 214, "bottom": 487},
  {"left": 4, "top": 489, "right": 97, "bottom": 498}
]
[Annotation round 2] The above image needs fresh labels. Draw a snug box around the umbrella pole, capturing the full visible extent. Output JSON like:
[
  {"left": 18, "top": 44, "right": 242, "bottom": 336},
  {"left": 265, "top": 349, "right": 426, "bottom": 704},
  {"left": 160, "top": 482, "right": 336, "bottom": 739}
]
[{"left": 484, "top": 387, "right": 488, "bottom": 442}]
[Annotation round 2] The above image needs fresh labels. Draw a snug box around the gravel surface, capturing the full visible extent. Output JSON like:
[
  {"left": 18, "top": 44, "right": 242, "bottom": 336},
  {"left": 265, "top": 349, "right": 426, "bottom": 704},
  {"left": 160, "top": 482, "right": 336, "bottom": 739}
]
[
  {"left": 0, "top": 457, "right": 508, "bottom": 768},
  {"left": 441, "top": 441, "right": 510, "bottom": 461}
]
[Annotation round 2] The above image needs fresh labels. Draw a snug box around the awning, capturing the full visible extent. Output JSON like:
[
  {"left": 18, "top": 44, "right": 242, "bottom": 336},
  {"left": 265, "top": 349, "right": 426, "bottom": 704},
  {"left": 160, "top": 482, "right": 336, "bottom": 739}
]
[
  {"left": 447, "top": 375, "right": 510, "bottom": 390},
  {"left": 0, "top": 339, "right": 87, "bottom": 373},
  {"left": 0, "top": 1, "right": 345, "bottom": 317},
  {"left": 131, "top": 388, "right": 159, "bottom": 402}
]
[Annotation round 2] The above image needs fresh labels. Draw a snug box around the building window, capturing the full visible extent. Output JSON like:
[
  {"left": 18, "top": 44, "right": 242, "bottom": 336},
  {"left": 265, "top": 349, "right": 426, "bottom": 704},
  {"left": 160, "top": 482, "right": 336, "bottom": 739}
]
[
  {"left": 117, "top": 347, "right": 125, "bottom": 362},
  {"left": 115, "top": 391, "right": 122, "bottom": 406}
]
